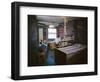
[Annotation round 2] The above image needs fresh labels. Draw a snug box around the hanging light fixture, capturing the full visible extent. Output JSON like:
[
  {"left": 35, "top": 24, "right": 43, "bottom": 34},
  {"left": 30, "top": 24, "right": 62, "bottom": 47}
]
[{"left": 49, "top": 24, "right": 55, "bottom": 28}]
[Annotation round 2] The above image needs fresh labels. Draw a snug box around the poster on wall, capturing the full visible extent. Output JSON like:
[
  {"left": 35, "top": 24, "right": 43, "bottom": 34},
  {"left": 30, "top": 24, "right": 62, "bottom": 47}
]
[{"left": 11, "top": 2, "right": 97, "bottom": 80}]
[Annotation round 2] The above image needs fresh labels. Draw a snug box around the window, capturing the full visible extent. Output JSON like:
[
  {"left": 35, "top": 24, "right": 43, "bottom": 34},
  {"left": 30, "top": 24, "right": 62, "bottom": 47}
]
[{"left": 48, "top": 28, "right": 57, "bottom": 39}]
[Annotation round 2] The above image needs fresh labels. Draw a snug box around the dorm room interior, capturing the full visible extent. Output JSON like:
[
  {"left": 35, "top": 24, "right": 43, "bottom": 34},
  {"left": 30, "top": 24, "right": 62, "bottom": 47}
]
[{"left": 28, "top": 15, "right": 88, "bottom": 66}]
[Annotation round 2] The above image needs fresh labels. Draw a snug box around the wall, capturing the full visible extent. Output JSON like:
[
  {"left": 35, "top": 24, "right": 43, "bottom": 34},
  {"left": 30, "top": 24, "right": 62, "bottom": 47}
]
[
  {"left": 28, "top": 15, "right": 39, "bottom": 66},
  {"left": 73, "top": 18, "right": 87, "bottom": 44},
  {"left": 0, "top": 0, "right": 99, "bottom": 82}
]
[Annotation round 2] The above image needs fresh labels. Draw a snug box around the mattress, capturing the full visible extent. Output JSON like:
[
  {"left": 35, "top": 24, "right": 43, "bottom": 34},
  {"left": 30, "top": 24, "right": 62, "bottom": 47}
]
[{"left": 58, "top": 44, "right": 86, "bottom": 55}]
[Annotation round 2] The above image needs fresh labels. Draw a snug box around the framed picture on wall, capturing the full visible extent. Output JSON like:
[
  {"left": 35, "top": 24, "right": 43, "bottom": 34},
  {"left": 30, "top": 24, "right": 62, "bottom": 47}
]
[{"left": 11, "top": 2, "right": 98, "bottom": 80}]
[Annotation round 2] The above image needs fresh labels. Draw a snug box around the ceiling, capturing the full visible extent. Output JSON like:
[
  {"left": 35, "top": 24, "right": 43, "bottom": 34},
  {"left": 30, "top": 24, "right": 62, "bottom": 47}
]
[
  {"left": 37, "top": 15, "right": 79, "bottom": 27},
  {"left": 37, "top": 15, "right": 64, "bottom": 24}
]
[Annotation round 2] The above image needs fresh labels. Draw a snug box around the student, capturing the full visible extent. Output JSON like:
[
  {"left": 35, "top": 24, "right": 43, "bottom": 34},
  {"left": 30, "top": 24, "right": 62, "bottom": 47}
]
[
  {"left": 38, "top": 40, "right": 47, "bottom": 65},
  {"left": 39, "top": 40, "right": 43, "bottom": 47}
]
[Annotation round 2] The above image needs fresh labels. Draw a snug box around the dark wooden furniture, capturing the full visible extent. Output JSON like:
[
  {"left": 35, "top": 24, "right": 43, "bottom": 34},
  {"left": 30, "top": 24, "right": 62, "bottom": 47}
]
[
  {"left": 54, "top": 44, "right": 87, "bottom": 65},
  {"left": 55, "top": 49, "right": 67, "bottom": 65}
]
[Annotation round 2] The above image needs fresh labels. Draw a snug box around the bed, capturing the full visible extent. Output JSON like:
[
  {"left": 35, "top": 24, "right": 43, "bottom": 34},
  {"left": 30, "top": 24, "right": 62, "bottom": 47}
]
[{"left": 54, "top": 44, "right": 87, "bottom": 65}]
